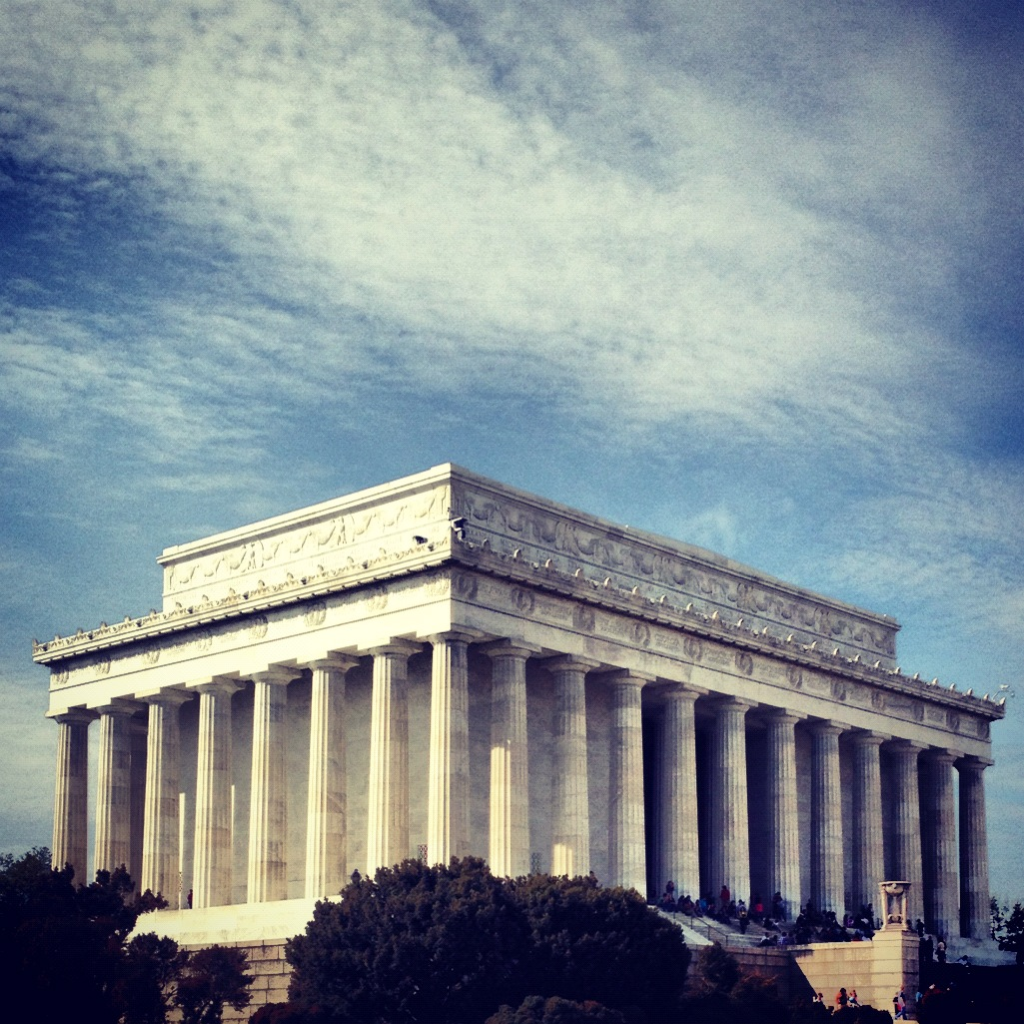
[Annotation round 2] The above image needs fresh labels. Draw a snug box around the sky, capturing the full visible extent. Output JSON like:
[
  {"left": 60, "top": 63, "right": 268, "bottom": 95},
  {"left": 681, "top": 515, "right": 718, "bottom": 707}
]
[{"left": 1, "top": 0, "right": 1022, "bottom": 900}]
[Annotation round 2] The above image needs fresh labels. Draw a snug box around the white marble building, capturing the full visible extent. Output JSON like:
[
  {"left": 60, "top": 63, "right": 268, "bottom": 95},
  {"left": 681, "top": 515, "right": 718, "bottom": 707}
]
[{"left": 36, "top": 464, "right": 1003, "bottom": 949}]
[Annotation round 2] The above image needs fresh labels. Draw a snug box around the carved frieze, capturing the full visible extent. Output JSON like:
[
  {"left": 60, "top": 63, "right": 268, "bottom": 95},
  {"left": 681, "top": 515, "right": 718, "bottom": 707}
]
[{"left": 453, "top": 483, "right": 898, "bottom": 663}]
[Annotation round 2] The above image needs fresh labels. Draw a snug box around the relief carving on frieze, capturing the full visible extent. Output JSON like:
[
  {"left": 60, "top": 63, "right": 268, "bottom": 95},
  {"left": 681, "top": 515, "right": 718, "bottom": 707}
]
[
  {"left": 453, "top": 573, "right": 478, "bottom": 600},
  {"left": 143, "top": 647, "right": 161, "bottom": 665},
  {"left": 831, "top": 679, "right": 848, "bottom": 702},
  {"left": 456, "top": 491, "right": 897, "bottom": 658},
  {"left": 786, "top": 665, "right": 804, "bottom": 689},
  {"left": 97, "top": 656, "right": 111, "bottom": 675},
  {"left": 303, "top": 601, "right": 328, "bottom": 628},
  {"left": 511, "top": 589, "right": 536, "bottom": 615},
  {"left": 425, "top": 573, "right": 451, "bottom": 597},
  {"left": 249, "top": 615, "right": 269, "bottom": 640},
  {"left": 948, "top": 710, "right": 961, "bottom": 733},
  {"left": 573, "top": 605, "right": 596, "bottom": 633},
  {"left": 735, "top": 652, "right": 754, "bottom": 676},
  {"left": 683, "top": 637, "right": 704, "bottom": 662},
  {"left": 166, "top": 488, "right": 448, "bottom": 594},
  {"left": 53, "top": 667, "right": 69, "bottom": 687},
  {"left": 632, "top": 622, "right": 652, "bottom": 648}
]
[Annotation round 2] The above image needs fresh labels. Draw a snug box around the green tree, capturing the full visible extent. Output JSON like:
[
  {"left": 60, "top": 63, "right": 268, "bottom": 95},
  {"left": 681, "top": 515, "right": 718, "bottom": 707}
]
[
  {"left": 0, "top": 847, "right": 169, "bottom": 1023},
  {"left": 486, "top": 994, "right": 626, "bottom": 1024},
  {"left": 174, "top": 945, "right": 253, "bottom": 1024},
  {"left": 511, "top": 872, "right": 689, "bottom": 1016},
  {"left": 995, "top": 901, "right": 1024, "bottom": 964},
  {"left": 287, "top": 857, "right": 532, "bottom": 1024},
  {"left": 285, "top": 858, "right": 690, "bottom": 1024}
]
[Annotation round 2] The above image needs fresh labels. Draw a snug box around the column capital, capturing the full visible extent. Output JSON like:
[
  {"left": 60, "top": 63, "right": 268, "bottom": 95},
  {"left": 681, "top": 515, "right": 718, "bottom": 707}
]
[
  {"left": 660, "top": 682, "right": 707, "bottom": 702},
  {"left": 544, "top": 654, "right": 602, "bottom": 673},
  {"left": 956, "top": 754, "right": 994, "bottom": 772},
  {"left": 136, "top": 687, "right": 193, "bottom": 707},
  {"left": 424, "top": 630, "right": 480, "bottom": 646},
  {"left": 762, "top": 708, "right": 806, "bottom": 726},
  {"left": 886, "top": 738, "right": 926, "bottom": 756},
  {"left": 707, "top": 694, "right": 754, "bottom": 713},
  {"left": 365, "top": 639, "right": 422, "bottom": 658},
  {"left": 600, "top": 668, "right": 656, "bottom": 688},
  {"left": 304, "top": 655, "right": 360, "bottom": 673},
  {"left": 94, "top": 698, "right": 145, "bottom": 717},
  {"left": 250, "top": 666, "right": 299, "bottom": 687},
  {"left": 188, "top": 676, "right": 243, "bottom": 697},
  {"left": 48, "top": 707, "right": 97, "bottom": 725},
  {"left": 480, "top": 639, "right": 543, "bottom": 660},
  {"left": 924, "top": 747, "right": 963, "bottom": 767},
  {"left": 848, "top": 728, "right": 889, "bottom": 747},
  {"left": 809, "top": 719, "right": 846, "bottom": 738}
]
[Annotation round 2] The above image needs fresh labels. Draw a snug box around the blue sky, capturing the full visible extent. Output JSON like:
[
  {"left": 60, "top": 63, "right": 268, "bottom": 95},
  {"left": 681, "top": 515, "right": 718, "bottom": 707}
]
[{"left": 2, "top": 0, "right": 1022, "bottom": 899}]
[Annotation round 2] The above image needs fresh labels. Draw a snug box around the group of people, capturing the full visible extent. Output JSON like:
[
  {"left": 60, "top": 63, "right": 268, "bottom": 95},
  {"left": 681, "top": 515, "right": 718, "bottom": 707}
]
[
  {"left": 812, "top": 988, "right": 862, "bottom": 1011},
  {"left": 657, "top": 885, "right": 877, "bottom": 947},
  {"left": 656, "top": 882, "right": 788, "bottom": 933}
]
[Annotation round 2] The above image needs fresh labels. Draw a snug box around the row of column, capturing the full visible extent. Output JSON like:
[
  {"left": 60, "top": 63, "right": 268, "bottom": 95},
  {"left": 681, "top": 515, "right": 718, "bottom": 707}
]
[
  {"left": 51, "top": 646, "right": 992, "bottom": 940},
  {"left": 653, "top": 693, "right": 990, "bottom": 940}
]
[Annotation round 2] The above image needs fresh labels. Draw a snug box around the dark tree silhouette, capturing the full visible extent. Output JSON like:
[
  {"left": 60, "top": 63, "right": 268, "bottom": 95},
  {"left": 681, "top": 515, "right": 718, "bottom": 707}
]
[{"left": 286, "top": 857, "right": 690, "bottom": 1024}]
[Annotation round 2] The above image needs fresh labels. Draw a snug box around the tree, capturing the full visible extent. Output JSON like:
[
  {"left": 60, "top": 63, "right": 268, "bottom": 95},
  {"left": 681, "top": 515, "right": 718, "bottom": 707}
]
[
  {"left": 287, "top": 857, "right": 532, "bottom": 1024},
  {"left": 511, "top": 872, "right": 689, "bottom": 1016},
  {"left": 174, "top": 945, "right": 253, "bottom": 1024},
  {"left": 286, "top": 858, "right": 691, "bottom": 1024},
  {"left": 0, "top": 847, "right": 168, "bottom": 1023},
  {"left": 0, "top": 848, "right": 252, "bottom": 1024},
  {"left": 486, "top": 994, "right": 626, "bottom": 1024},
  {"left": 994, "top": 901, "right": 1024, "bottom": 965}
]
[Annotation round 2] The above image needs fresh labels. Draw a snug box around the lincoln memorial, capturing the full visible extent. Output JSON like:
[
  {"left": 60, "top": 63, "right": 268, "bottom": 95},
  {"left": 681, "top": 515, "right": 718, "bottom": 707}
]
[{"left": 35, "top": 464, "right": 1003, "bottom": 965}]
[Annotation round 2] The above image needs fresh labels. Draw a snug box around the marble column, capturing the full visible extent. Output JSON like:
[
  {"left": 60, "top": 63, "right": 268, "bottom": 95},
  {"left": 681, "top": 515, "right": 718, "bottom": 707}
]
[
  {"left": 810, "top": 721, "right": 845, "bottom": 914},
  {"left": 921, "top": 749, "right": 959, "bottom": 940},
  {"left": 549, "top": 656, "right": 597, "bottom": 877},
  {"left": 765, "top": 710, "right": 803, "bottom": 919},
  {"left": 659, "top": 686, "right": 700, "bottom": 901},
  {"left": 485, "top": 642, "right": 535, "bottom": 878},
  {"left": 51, "top": 709, "right": 94, "bottom": 879},
  {"left": 95, "top": 704, "right": 136, "bottom": 876},
  {"left": 305, "top": 657, "right": 358, "bottom": 899},
  {"left": 248, "top": 669, "right": 293, "bottom": 903},
  {"left": 957, "top": 756, "right": 992, "bottom": 940},
  {"left": 366, "top": 642, "right": 418, "bottom": 873},
  {"left": 427, "top": 633, "right": 473, "bottom": 865},
  {"left": 608, "top": 671, "right": 648, "bottom": 893},
  {"left": 129, "top": 719, "right": 148, "bottom": 887},
  {"left": 141, "top": 690, "right": 191, "bottom": 904},
  {"left": 850, "top": 731, "right": 886, "bottom": 914},
  {"left": 889, "top": 740, "right": 925, "bottom": 925},
  {"left": 709, "top": 696, "right": 751, "bottom": 902},
  {"left": 192, "top": 678, "right": 241, "bottom": 909}
]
